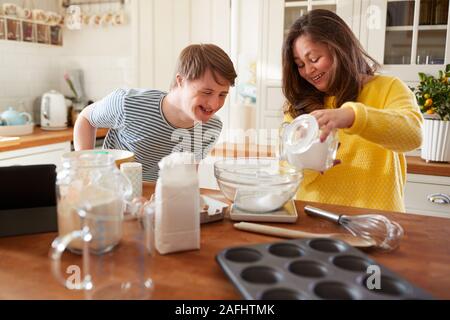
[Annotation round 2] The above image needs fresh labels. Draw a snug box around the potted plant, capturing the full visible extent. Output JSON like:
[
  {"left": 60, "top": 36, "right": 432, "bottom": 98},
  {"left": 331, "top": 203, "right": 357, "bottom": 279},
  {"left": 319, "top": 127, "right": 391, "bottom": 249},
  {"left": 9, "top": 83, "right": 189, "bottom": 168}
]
[{"left": 412, "top": 64, "right": 450, "bottom": 162}]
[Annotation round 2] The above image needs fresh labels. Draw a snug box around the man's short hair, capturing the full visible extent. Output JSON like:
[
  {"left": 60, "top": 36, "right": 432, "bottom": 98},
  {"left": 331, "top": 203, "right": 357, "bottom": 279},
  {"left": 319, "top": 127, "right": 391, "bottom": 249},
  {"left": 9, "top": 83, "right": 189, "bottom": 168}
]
[{"left": 170, "top": 44, "right": 237, "bottom": 89}]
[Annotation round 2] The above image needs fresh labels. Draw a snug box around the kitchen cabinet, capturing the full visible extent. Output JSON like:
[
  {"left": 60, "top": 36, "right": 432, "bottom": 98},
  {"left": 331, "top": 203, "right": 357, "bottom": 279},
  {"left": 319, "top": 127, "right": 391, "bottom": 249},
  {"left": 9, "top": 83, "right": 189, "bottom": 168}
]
[
  {"left": 405, "top": 173, "right": 450, "bottom": 218},
  {"left": 0, "top": 141, "right": 71, "bottom": 169},
  {"left": 361, "top": 0, "right": 450, "bottom": 85}
]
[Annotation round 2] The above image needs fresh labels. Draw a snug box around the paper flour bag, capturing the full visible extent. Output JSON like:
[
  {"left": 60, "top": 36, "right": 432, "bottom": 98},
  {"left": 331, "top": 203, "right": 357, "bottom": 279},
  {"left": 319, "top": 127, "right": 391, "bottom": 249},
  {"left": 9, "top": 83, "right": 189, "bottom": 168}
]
[{"left": 155, "top": 152, "right": 200, "bottom": 254}]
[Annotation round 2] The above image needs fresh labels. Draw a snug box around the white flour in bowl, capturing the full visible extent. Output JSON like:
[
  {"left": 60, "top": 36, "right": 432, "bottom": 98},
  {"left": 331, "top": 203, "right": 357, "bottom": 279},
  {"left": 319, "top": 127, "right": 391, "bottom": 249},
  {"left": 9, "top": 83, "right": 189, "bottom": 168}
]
[
  {"left": 235, "top": 192, "right": 288, "bottom": 213},
  {"left": 57, "top": 186, "right": 124, "bottom": 253}
]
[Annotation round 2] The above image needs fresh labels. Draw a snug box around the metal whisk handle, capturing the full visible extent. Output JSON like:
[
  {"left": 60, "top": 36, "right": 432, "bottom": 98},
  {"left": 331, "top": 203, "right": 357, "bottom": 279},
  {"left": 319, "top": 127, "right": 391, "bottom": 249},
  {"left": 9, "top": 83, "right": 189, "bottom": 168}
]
[{"left": 304, "top": 206, "right": 342, "bottom": 224}]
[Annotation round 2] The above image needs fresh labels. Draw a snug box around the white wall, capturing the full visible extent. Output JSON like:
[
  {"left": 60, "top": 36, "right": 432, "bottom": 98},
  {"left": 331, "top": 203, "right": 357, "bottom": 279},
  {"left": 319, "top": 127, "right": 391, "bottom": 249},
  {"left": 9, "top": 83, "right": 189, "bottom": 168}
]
[{"left": 59, "top": 8, "right": 135, "bottom": 100}]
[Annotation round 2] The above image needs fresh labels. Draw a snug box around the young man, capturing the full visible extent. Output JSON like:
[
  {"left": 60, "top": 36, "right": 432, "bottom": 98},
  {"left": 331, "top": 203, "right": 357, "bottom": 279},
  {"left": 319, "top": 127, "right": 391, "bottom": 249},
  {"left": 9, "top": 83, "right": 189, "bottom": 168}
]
[{"left": 74, "top": 44, "right": 237, "bottom": 181}]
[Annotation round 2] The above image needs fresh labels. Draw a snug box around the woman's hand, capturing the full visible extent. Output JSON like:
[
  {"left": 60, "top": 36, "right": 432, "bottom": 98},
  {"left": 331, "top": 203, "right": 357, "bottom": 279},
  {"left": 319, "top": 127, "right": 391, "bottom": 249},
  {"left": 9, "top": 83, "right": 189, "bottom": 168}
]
[{"left": 310, "top": 108, "right": 355, "bottom": 142}]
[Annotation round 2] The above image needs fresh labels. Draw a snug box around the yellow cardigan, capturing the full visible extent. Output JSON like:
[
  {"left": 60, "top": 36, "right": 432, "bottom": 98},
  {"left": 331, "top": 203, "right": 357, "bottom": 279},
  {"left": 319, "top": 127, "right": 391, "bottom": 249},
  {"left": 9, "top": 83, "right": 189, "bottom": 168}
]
[{"left": 284, "top": 75, "right": 423, "bottom": 212}]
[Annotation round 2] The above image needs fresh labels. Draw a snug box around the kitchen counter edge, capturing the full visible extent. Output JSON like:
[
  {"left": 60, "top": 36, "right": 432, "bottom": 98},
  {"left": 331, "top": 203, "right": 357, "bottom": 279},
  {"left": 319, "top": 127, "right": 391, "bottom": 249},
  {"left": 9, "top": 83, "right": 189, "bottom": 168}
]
[
  {"left": 0, "top": 126, "right": 109, "bottom": 152},
  {"left": 2, "top": 133, "right": 449, "bottom": 177}
]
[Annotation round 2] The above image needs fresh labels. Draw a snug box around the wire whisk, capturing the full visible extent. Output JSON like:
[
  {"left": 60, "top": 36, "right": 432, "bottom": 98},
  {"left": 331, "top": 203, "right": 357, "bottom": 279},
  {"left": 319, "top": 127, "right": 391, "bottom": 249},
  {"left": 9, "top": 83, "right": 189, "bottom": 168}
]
[{"left": 304, "top": 206, "right": 404, "bottom": 251}]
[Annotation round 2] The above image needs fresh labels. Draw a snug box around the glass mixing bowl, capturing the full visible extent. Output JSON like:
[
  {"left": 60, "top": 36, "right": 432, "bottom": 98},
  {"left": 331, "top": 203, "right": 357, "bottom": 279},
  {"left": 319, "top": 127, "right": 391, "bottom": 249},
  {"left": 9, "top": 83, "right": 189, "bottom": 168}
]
[{"left": 214, "top": 158, "right": 302, "bottom": 213}]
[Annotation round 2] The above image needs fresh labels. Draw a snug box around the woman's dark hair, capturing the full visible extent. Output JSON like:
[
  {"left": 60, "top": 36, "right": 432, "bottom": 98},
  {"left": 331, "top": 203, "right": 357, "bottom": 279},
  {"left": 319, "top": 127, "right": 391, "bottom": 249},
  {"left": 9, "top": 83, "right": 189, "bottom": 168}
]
[{"left": 282, "top": 9, "right": 379, "bottom": 118}]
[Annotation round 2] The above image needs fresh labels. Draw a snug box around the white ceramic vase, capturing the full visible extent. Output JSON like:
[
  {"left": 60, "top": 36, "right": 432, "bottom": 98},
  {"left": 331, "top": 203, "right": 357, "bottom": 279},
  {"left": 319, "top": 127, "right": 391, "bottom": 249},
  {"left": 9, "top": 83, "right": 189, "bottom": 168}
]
[{"left": 421, "top": 119, "right": 450, "bottom": 162}]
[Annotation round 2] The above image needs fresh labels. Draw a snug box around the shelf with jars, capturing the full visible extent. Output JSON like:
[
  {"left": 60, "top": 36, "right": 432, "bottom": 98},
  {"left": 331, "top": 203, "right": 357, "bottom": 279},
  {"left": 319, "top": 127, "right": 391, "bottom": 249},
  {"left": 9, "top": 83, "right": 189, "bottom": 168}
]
[
  {"left": 383, "top": 0, "right": 449, "bottom": 66},
  {"left": 62, "top": 0, "right": 127, "bottom": 30},
  {"left": 0, "top": 4, "right": 63, "bottom": 46}
]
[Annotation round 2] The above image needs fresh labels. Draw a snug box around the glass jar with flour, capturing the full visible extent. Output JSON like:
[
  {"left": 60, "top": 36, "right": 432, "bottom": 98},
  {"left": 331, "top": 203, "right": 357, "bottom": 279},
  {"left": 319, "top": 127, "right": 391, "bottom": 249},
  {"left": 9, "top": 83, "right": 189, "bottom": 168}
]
[
  {"left": 279, "top": 114, "right": 339, "bottom": 172},
  {"left": 55, "top": 151, "right": 132, "bottom": 254}
]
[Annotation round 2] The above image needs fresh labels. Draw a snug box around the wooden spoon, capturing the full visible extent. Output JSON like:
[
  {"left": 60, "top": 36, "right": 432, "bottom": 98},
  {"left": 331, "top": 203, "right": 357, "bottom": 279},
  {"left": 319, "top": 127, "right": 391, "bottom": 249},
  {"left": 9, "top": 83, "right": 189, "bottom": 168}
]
[{"left": 234, "top": 222, "right": 375, "bottom": 248}]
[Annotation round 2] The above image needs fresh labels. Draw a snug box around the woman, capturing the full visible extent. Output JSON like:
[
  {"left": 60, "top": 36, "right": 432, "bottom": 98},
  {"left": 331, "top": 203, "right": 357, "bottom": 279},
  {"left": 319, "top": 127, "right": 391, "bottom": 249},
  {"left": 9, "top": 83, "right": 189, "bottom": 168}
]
[{"left": 282, "top": 9, "right": 423, "bottom": 212}]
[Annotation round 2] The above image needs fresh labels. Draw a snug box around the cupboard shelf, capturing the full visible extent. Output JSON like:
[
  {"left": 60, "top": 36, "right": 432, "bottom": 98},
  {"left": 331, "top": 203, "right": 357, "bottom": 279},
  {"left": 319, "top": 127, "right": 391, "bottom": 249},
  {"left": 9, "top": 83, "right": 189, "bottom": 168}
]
[
  {"left": 388, "top": 25, "right": 448, "bottom": 31},
  {"left": 62, "top": 0, "right": 124, "bottom": 7},
  {"left": 418, "top": 24, "right": 448, "bottom": 30},
  {"left": 285, "top": 1, "right": 308, "bottom": 7},
  {"left": 285, "top": 0, "right": 336, "bottom": 8},
  {"left": 386, "top": 26, "right": 414, "bottom": 31}
]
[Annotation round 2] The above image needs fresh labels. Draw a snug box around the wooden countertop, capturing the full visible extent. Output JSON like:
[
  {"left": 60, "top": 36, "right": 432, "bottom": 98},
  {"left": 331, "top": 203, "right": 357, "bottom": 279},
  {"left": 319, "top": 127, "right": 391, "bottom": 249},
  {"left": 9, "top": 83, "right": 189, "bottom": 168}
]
[
  {"left": 406, "top": 156, "right": 450, "bottom": 177},
  {"left": 212, "top": 142, "right": 450, "bottom": 177},
  {"left": 0, "top": 126, "right": 109, "bottom": 152},
  {"left": 0, "top": 183, "right": 449, "bottom": 299}
]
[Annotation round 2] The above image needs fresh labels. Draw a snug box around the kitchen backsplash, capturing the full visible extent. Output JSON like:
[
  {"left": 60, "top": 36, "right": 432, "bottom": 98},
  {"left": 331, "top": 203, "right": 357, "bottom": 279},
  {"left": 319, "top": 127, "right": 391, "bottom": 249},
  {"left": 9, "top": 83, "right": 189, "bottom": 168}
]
[
  {"left": 0, "top": 40, "right": 63, "bottom": 116},
  {"left": 60, "top": 22, "right": 135, "bottom": 102}
]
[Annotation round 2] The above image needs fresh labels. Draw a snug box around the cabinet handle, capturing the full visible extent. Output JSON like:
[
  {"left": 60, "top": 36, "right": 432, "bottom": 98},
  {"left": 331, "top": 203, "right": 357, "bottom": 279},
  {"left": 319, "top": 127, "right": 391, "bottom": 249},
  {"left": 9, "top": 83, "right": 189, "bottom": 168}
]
[{"left": 427, "top": 193, "right": 450, "bottom": 205}]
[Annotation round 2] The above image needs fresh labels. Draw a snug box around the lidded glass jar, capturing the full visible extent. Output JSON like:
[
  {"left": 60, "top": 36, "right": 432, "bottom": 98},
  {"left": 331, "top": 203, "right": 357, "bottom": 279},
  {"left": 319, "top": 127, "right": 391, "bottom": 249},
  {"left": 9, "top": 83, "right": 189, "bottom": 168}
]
[
  {"left": 279, "top": 114, "right": 339, "bottom": 172},
  {"left": 56, "top": 151, "right": 133, "bottom": 254}
]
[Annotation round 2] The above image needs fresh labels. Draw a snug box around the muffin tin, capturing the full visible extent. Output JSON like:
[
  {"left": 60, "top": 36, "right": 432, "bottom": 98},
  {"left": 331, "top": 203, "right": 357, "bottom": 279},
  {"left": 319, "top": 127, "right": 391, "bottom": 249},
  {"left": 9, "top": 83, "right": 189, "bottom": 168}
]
[{"left": 216, "top": 238, "right": 433, "bottom": 300}]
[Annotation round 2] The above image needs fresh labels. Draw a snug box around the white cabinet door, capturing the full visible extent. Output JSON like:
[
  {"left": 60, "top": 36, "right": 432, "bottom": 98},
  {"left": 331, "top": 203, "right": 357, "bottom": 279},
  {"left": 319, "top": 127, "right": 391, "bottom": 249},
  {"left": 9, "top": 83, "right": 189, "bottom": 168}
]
[
  {"left": 405, "top": 173, "right": 450, "bottom": 218},
  {"left": 0, "top": 142, "right": 71, "bottom": 169},
  {"left": 262, "top": 84, "right": 284, "bottom": 143},
  {"left": 256, "top": 0, "right": 285, "bottom": 141}
]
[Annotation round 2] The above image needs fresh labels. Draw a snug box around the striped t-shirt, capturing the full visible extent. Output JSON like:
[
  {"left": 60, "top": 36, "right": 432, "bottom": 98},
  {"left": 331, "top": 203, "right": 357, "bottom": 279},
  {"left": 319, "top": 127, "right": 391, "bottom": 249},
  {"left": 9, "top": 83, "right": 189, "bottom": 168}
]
[{"left": 88, "top": 88, "right": 223, "bottom": 181}]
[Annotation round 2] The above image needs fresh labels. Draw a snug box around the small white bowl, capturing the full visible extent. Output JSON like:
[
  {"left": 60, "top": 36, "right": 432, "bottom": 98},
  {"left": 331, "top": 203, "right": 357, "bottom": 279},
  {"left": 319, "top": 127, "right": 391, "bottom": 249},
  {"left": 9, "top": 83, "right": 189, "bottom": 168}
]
[
  {"left": 62, "top": 149, "right": 135, "bottom": 168},
  {"left": 0, "top": 123, "right": 34, "bottom": 136}
]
